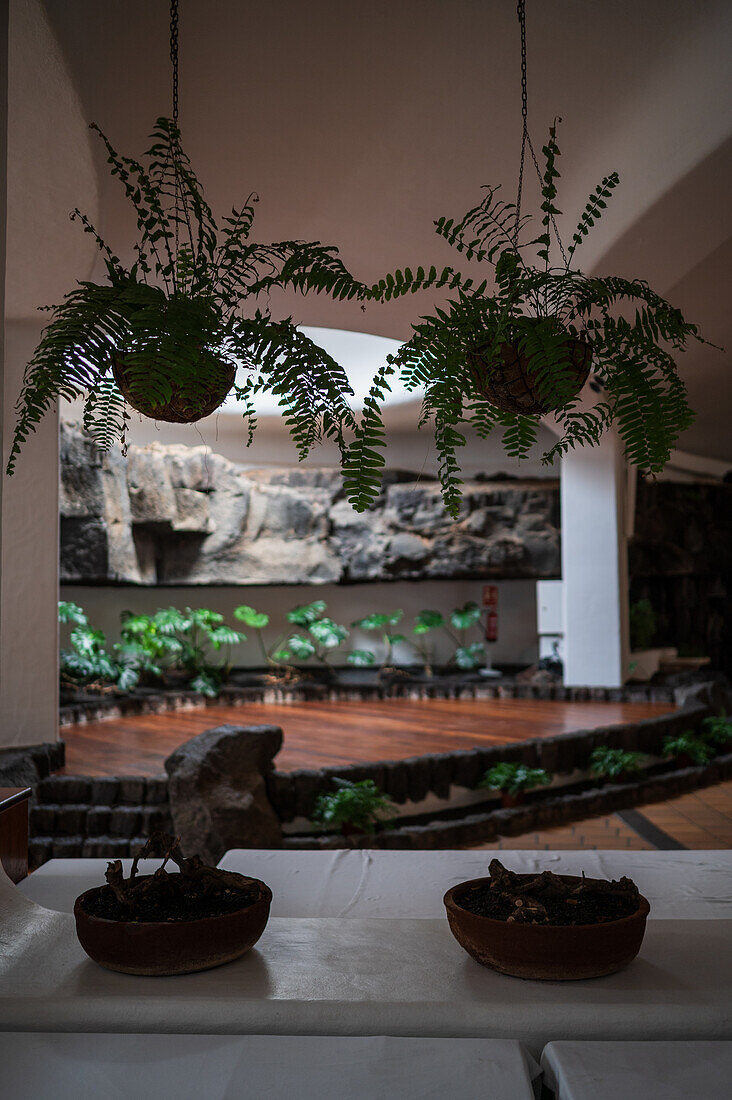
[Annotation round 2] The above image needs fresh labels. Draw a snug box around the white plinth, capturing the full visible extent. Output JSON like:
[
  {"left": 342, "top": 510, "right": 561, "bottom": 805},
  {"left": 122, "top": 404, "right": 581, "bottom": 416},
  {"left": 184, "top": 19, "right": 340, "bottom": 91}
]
[
  {"left": 0, "top": 1034, "right": 540, "bottom": 1100},
  {"left": 1, "top": 905, "right": 730, "bottom": 1053},
  {"left": 541, "top": 1040, "right": 732, "bottom": 1100}
]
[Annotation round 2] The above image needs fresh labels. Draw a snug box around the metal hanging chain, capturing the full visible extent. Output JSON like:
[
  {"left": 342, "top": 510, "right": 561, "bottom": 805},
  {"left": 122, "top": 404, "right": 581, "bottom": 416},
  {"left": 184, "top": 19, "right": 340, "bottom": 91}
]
[
  {"left": 512, "top": 1, "right": 567, "bottom": 265},
  {"left": 170, "top": 0, "right": 179, "bottom": 124},
  {"left": 169, "top": 0, "right": 182, "bottom": 271},
  {"left": 513, "top": 0, "right": 529, "bottom": 244}
]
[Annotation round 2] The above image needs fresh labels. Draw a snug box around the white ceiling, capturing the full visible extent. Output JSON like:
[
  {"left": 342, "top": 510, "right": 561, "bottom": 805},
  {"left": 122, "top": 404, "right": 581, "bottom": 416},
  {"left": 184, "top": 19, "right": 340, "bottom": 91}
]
[{"left": 7, "top": 0, "right": 732, "bottom": 461}]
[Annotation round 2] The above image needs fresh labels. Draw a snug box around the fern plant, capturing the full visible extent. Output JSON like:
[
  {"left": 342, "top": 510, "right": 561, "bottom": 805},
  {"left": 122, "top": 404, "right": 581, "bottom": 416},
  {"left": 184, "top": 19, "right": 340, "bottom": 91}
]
[
  {"left": 344, "top": 123, "right": 709, "bottom": 517},
  {"left": 7, "top": 117, "right": 393, "bottom": 473}
]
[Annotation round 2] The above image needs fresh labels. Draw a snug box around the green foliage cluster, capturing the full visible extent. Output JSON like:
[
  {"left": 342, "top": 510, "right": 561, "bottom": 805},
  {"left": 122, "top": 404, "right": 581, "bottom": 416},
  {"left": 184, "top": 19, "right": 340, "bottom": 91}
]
[
  {"left": 8, "top": 118, "right": 383, "bottom": 473},
  {"left": 10, "top": 120, "right": 708, "bottom": 521},
  {"left": 344, "top": 124, "right": 708, "bottom": 516},
  {"left": 662, "top": 732, "right": 713, "bottom": 766},
  {"left": 59, "top": 601, "right": 244, "bottom": 698},
  {"left": 59, "top": 602, "right": 118, "bottom": 690},
  {"left": 478, "top": 763, "right": 552, "bottom": 796},
  {"left": 351, "top": 601, "right": 488, "bottom": 673},
  {"left": 701, "top": 715, "right": 732, "bottom": 748},
  {"left": 235, "top": 599, "right": 491, "bottom": 674},
  {"left": 662, "top": 730, "right": 716, "bottom": 766},
  {"left": 118, "top": 607, "right": 245, "bottom": 696},
  {"left": 311, "top": 778, "right": 398, "bottom": 834},
  {"left": 350, "top": 611, "right": 405, "bottom": 670},
  {"left": 589, "top": 747, "right": 645, "bottom": 780}
]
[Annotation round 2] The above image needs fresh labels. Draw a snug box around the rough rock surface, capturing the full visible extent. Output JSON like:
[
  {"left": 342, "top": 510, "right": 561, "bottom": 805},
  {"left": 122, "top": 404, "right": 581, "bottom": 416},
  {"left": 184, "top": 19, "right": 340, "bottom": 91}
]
[
  {"left": 60, "top": 422, "right": 561, "bottom": 584},
  {"left": 164, "top": 724, "right": 283, "bottom": 863}
]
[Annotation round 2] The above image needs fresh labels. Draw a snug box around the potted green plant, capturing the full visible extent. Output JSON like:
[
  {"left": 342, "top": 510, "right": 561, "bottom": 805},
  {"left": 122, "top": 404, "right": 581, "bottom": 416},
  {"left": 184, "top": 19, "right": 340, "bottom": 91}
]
[
  {"left": 589, "top": 747, "right": 646, "bottom": 785},
  {"left": 662, "top": 732, "right": 714, "bottom": 768},
  {"left": 280, "top": 601, "right": 350, "bottom": 683},
  {"left": 478, "top": 762, "right": 552, "bottom": 808},
  {"left": 343, "top": 122, "right": 710, "bottom": 517},
  {"left": 700, "top": 715, "right": 732, "bottom": 752},
  {"left": 117, "top": 606, "right": 245, "bottom": 697},
  {"left": 58, "top": 601, "right": 120, "bottom": 698},
  {"left": 7, "top": 118, "right": 376, "bottom": 472},
  {"left": 350, "top": 611, "right": 405, "bottom": 678},
  {"left": 74, "top": 833, "right": 271, "bottom": 976},
  {"left": 311, "top": 777, "right": 397, "bottom": 838},
  {"left": 411, "top": 609, "right": 445, "bottom": 678}
]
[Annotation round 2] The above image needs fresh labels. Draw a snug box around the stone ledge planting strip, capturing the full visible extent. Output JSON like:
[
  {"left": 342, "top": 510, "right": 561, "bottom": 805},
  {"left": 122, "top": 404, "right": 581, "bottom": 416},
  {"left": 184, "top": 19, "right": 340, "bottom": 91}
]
[{"left": 283, "top": 752, "right": 732, "bottom": 850}]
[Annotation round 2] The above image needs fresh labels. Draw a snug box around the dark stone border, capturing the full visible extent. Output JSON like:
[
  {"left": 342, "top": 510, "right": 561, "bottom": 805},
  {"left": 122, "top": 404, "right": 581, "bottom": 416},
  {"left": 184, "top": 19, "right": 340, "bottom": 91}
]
[
  {"left": 282, "top": 752, "right": 732, "bottom": 849},
  {"left": 266, "top": 705, "right": 708, "bottom": 822}
]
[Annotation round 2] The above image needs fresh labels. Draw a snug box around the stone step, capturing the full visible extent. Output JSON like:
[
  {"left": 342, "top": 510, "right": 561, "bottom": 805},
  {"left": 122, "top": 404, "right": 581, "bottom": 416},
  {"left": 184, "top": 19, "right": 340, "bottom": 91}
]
[
  {"left": 31, "top": 803, "right": 171, "bottom": 838},
  {"left": 30, "top": 835, "right": 151, "bottom": 865},
  {"left": 35, "top": 775, "right": 168, "bottom": 806}
]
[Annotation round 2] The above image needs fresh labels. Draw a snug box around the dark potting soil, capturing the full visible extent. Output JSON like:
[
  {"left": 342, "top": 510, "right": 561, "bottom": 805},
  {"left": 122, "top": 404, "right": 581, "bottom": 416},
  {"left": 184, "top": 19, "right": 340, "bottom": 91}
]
[
  {"left": 457, "top": 883, "right": 639, "bottom": 926},
  {"left": 82, "top": 877, "right": 259, "bottom": 923}
]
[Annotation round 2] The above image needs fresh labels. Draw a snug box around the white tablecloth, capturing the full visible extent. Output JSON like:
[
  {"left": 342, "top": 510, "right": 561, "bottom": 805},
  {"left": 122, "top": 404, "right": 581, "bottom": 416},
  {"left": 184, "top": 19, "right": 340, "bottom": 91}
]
[
  {"left": 2, "top": 860, "right": 731, "bottom": 1053},
  {"left": 0, "top": 1034, "right": 540, "bottom": 1100},
  {"left": 18, "top": 849, "right": 732, "bottom": 918},
  {"left": 541, "top": 1040, "right": 732, "bottom": 1099}
]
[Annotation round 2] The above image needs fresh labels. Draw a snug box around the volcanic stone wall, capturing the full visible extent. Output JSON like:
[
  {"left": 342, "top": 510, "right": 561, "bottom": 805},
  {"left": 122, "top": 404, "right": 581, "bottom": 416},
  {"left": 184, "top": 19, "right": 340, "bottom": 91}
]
[{"left": 59, "top": 422, "right": 561, "bottom": 586}]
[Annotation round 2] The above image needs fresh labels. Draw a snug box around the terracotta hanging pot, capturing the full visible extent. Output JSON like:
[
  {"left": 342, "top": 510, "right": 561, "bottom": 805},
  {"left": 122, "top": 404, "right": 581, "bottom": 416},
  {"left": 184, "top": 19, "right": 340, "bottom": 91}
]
[
  {"left": 113, "top": 355, "right": 236, "bottom": 424},
  {"left": 467, "top": 329, "right": 593, "bottom": 416}
]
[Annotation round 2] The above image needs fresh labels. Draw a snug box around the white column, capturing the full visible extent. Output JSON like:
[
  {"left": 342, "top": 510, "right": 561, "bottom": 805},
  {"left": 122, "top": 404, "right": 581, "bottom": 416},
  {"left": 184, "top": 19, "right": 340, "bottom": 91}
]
[
  {"left": 0, "top": 0, "right": 58, "bottom": 749},
  {"left": 560, "top": 433, "right": 630, "bottom": 688}
]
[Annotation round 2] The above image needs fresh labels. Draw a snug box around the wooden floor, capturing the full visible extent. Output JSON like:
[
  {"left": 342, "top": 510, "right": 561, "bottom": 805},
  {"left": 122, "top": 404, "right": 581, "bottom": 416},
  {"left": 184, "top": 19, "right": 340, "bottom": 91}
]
[{"left": 61, "top": 697, "right": 674, "bottom": 776}]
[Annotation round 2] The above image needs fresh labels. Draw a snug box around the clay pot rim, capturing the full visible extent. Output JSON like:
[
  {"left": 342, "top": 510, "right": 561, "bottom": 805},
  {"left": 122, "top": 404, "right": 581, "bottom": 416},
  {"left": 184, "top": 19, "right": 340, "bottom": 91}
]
[
  {"left": 74, "top": 876, "right": 272, "bottom": 930},
  {"left": 444, "top": 874, "right": 650, "bottom": 930}
]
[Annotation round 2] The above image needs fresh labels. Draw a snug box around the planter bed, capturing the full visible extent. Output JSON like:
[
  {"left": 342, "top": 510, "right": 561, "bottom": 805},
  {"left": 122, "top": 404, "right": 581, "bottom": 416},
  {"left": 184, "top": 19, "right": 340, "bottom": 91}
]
[{"left": 283, "top": 751, "right": 732, "bottom": 850}]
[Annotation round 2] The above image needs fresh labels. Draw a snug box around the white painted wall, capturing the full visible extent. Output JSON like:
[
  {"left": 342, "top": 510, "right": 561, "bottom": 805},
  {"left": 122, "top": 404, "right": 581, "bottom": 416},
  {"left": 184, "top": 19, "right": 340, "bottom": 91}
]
[
  {"left": 60, "top": 579, "right": 539, "bottom": 670},
  {"left": 1, "top": 321, "right": 58, "bottom": 745},
  {"left": 0, "top": 0, "right": 99, "bottom": 748},
  {"left": 560, "top": 433, "right": 630, "bottom": 688}
]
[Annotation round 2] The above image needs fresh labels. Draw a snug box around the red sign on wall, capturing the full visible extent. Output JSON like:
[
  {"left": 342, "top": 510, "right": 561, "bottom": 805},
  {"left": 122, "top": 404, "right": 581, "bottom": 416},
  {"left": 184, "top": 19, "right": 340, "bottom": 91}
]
[{"left": 482, "top": 585, "right": 498, "bottom": 643}]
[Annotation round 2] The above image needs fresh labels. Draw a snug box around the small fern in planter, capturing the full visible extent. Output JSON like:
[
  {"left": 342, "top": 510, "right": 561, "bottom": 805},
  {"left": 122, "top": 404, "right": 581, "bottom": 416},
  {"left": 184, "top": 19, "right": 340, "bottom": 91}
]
[
  {"left": 478, "top": 762, "right": 552, "bottom": 808},
  {"left": 589, "top": 747, "right": 645, "bottom": 783},
  {"left": 312, "top": 778, "right": 398, "bottom": 837},
  {"left": 662, "top": 732, "right": 714, "bottom": 767},
  {"left": 345, "top": 124, "right": 710, "bottom": 516},
  {"left": 7, "top": 118, "right": 378, "bottom": 473}
]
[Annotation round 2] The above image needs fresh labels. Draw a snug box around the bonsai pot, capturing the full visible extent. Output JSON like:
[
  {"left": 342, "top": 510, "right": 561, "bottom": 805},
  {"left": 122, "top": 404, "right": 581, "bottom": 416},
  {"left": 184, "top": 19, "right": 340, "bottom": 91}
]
[
  {"left": 467, "top": 333, "right": 592, "bottom": 416},
  {"left": 113, "top": 355, "right": 236, "bottom": 424},
  {"left": 74, "top": 874, "right": 272, "bottom": 976},
  {"left": 444, "top": 874, "right": 649, "bottom": 981},
  {"left": 500, "top": 791, "right": 525, "bottom": 809}
]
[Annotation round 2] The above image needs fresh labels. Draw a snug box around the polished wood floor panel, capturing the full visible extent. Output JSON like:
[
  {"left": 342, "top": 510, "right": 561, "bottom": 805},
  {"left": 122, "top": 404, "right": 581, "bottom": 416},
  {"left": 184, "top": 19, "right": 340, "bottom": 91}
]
[{"left": 61, "top": 698, "right": 675, "bottom": 776}]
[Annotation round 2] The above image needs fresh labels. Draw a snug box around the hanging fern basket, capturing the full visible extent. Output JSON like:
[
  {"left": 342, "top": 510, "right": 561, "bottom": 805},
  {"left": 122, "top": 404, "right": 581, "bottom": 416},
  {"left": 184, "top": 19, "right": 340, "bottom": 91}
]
[
  {"left": 466, "top": 334, "right": 593, "bottom": 416},
  {"left": 112, "top": 355, "right": 236, "bottom": 424}
]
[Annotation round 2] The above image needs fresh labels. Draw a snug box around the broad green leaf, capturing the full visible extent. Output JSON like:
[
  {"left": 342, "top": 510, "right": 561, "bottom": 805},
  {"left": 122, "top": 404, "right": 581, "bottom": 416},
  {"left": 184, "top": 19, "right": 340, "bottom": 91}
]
[
  {"left": 450, "top": 602, "right": 482, "bottom": 631},
  {"left": 234, "top": 605, "right": 269, "bottom": 629}
]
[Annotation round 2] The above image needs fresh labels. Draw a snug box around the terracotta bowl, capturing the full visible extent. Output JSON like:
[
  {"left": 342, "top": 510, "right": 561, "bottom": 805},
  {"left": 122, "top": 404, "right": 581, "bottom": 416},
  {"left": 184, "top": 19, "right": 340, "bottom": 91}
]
[
  {"left": 74, "top": 877, "right": 272, "bottom": 976},
  {"left": 444, "top": 874, "right": 649, "bottom": 981}
]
